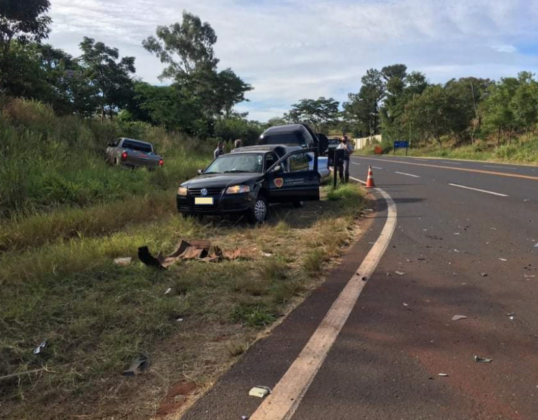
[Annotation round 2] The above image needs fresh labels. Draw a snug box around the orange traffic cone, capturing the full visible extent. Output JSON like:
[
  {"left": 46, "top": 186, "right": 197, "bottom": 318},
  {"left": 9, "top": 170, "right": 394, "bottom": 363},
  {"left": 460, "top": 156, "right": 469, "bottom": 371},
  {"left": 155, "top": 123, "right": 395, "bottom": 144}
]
[{"left": 366, "top": 166, "right": 376, "bottom": 188}]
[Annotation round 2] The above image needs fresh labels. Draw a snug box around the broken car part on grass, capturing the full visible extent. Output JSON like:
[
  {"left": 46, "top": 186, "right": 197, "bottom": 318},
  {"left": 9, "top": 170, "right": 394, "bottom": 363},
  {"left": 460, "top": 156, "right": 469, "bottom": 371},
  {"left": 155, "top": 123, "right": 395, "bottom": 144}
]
[{"left": 138, "top": 239, "right": 243, "bottom": 269}]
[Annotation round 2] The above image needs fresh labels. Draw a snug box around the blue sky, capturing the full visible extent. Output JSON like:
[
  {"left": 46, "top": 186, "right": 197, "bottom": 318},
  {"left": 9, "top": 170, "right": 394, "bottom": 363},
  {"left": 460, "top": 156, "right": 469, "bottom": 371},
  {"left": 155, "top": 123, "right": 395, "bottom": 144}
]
[{"left": 49, "top": 0, "right": 538, "bottom": 121}]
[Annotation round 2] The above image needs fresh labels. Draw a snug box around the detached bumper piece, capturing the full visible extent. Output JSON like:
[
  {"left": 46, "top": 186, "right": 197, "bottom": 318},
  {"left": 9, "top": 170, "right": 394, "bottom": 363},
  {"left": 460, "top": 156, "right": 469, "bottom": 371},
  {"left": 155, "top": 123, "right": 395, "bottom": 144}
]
[{"left": 138, "top": 239, "right": 243, "bottom": 269}]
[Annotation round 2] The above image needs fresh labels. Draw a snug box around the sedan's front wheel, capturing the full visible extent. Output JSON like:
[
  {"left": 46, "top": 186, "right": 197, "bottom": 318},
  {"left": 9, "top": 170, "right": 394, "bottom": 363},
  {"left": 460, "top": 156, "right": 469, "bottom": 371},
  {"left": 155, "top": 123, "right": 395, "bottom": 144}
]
[{"left": 247, "top": 195, "right": 268, "bottom": 223}]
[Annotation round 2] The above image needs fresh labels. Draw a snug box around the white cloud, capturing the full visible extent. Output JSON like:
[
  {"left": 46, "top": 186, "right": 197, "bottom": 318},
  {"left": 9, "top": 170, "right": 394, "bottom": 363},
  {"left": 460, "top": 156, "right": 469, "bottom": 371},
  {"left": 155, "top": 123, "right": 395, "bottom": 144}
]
[{"left": 48, "top": 0, "right": 538, "bottom": 121}]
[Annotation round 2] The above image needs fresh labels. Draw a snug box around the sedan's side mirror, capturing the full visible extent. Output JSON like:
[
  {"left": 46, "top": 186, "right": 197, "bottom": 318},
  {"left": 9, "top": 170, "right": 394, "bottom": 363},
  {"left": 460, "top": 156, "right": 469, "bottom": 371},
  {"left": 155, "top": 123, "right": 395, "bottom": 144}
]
[{"left": 197, "top": 169, "right": 203, "bottom": 175}]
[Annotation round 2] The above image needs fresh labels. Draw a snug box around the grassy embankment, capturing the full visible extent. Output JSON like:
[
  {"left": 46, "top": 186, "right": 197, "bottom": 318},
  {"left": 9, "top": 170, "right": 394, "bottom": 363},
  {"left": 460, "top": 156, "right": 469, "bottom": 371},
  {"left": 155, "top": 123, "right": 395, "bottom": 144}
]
[
  {"left": 356, "top": 135, "right": 538, "bottom": 165},
  {"left": 0, "top": 99, "right": 366, "bottom": 420}
]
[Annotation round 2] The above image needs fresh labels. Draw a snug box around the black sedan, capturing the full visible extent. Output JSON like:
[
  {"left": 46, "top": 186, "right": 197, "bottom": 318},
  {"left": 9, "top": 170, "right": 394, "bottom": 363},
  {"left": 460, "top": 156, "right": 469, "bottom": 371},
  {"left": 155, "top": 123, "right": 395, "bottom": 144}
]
[{"left": 177, "top": 145, "right": 320, "bottom": 222}]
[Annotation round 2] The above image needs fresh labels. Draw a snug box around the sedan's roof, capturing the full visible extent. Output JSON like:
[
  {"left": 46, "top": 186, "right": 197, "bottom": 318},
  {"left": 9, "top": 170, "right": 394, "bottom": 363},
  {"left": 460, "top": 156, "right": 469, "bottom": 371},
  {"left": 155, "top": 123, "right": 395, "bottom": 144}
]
[{"left": 231, "top": 145, "right": 301, "bottom": 154}]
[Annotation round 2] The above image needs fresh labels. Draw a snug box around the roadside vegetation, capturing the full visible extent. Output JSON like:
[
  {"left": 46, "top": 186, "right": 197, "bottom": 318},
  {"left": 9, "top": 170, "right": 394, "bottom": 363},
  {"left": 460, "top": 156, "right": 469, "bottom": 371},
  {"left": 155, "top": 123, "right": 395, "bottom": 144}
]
[{"left": 0, "top": 181, "right": 365, "bottom": 420}]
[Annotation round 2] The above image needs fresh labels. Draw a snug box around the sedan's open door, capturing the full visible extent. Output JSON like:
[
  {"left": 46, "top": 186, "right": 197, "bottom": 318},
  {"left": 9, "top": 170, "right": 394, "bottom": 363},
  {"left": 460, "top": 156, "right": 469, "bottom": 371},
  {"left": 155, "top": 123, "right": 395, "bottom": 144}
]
[{"left": 266, "top": 148, "right": 320, "bottom": 203}]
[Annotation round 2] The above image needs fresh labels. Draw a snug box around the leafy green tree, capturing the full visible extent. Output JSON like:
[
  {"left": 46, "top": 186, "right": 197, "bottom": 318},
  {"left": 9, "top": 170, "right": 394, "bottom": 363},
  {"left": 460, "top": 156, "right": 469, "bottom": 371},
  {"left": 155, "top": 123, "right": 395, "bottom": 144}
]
[
  {"left": 214, "top": 115, "right": 263, "bottom": 145},
  {"left": 403, "top": 85, "right": 467, "bottom": 148},
  {"left": 481, "top": 78, "right": 520, "bottom": 144},
  {"left": 510, "top": 72, "right": 538, "bottom": 134},
  {"left": 143, "top": 12, "right": 251, "bottom": 119},
  {"left": 343, "top": 69, "right": 384, "bottom": 137},
  {"left": 143, "top": 11, "right": 218, "bottom": 80},
  {"left": 285, "top": 97, "right": 340, "bottom": 132},
  {"left": 79, "top": 37, "right": 136, "bottom": 118},
  {"left": 0, "top": 0, "right": 51, "bottom": 90}
]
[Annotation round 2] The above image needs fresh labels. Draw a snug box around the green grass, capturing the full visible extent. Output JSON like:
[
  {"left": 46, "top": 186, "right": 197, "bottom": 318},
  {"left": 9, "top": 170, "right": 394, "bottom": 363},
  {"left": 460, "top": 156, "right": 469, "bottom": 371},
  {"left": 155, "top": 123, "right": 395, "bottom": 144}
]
[
  {"left": 355, "top": 134, "right": 538, "bottom": 165},
  {"left": 0, "top": 183, "right": 365, "bottom": 420},
  {"left": 0, "top": 98, "right": 211, "bottom": 217}
]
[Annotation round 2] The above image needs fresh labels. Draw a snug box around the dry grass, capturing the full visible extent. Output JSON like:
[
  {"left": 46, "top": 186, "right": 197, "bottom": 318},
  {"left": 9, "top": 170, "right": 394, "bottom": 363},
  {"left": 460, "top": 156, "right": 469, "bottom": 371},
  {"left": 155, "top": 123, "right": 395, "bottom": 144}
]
[{"left": 0, "top": 184, "right": 366, "bottom": 420}]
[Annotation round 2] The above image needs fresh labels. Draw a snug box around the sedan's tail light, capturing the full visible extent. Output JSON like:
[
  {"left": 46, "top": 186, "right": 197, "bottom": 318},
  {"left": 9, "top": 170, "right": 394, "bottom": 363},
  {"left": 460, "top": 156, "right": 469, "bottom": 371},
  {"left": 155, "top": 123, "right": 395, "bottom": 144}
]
[
  {"left": 159, "top": 159, "right": 164, "bottom": 167},
  {"left": 121, "top": 151, "right": 128, "bottom": 161}
]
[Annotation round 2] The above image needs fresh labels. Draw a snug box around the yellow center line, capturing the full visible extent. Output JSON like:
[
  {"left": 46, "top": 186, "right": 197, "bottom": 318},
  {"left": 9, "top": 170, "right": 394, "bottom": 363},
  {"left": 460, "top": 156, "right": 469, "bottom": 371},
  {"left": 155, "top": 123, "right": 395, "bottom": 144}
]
[{"left": 354, "top": 157, "right": 538, "bottom": 181}]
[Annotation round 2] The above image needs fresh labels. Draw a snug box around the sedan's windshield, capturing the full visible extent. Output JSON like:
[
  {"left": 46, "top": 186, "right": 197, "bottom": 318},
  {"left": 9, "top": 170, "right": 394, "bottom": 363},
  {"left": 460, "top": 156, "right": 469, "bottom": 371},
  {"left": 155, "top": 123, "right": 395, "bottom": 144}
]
[{"left": 205, "top": 154, "right": 264, "bottom": 174}]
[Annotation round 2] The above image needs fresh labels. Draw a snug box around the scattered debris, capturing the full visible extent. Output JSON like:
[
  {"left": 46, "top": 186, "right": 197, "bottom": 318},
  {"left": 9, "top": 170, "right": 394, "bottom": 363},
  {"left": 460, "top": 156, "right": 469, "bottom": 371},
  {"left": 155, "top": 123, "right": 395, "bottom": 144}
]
[
  {"left": 395, "top": 271, "right": 405, "bottom": 276},
  {"left": 362, "top": 276, "right": 368, "bottom": 282},
  {"left": 114, "top": 257, "right": 132, "bottom": 266},
  {"left": 480, "top": 272, "right": 488, "bottom": 277},
  {"left": 417, "top": 257, "right": 426, "bottom": 261},
  {"left": 164, "top": 288, "right": 172, "bottom": 295},
  {"left": 262, "top": 252, "right": 273, "bottom": 257},
  {"left": 241, "top": 416, "right": 250, "bottom": 420},
  {"left": 403, "top": 303, "right": 409, "bottom": 307},
  {"left": 454, "top": 249, "right": 460, "bottom": 253},
  {"left": 499, "top": 258, "right": 508, "bottom": 262},
  {"left": 454, "top": 232, "right": 461, "bottom": 236},
  {"left": 175, "top": 316, "right": 184, "bottom": 322},
  {"left": 426, "top": 235, "right": 443, "bottom": 241},
  {"left": 33, "top": 340, "right": 47, "bottom": 355},
  {"left": 452, "top": 315, "right": 468, "bottom": 321},
  {"left": 249, "top": 386, "right": 271, "bottom": 398},
  {"left": 139, "top": 240, "right": 243, "bottom": 269},
  {"left": 507, "top": 312, "right": 516, "bottom": 320},
  {"left": 524, "top": 274, "right": 536, "bottom": 279},
  {"left": 438, "top": 373, "right": 449, "bottom": 377},
  {"left": 474, "top": 355, "right": 493, "bottom": 363},
  {"left": 534, "top": 243, "right": 538, "bottom": 248},
  {"left": 123, "top": 355, "right": 151, "bottom": 376}
]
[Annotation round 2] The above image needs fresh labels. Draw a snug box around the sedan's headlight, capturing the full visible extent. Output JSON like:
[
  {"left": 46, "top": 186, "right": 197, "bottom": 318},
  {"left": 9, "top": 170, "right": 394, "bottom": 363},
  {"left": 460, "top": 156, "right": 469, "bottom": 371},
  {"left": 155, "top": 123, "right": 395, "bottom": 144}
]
[
  {"left": 178, "top": 186, "right": 188, "bottom": 196},
  {"left": 226, "top": 185, "right": 250, "bottom": 194}
]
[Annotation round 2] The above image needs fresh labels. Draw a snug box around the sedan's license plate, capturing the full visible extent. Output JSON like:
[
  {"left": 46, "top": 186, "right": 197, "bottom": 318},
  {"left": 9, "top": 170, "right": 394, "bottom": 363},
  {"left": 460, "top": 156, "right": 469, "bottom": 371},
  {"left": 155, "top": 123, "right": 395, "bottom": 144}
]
[{"left": 195, "top": 197, "right": 214, "bottom": 205}]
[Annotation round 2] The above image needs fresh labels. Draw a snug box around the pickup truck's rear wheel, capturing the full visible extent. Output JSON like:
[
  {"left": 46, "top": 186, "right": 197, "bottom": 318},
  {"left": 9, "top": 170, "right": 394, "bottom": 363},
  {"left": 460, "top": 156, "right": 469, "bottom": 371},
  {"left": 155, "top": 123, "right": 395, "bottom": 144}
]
[{"left": 247, "top": 195, "right": 268, "bottom": 223}]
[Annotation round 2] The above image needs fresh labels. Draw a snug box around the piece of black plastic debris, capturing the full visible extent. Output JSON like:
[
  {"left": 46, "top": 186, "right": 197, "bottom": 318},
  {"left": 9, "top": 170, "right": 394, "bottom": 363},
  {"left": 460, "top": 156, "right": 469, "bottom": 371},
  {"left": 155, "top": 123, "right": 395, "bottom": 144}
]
[
  {"left": 33, "top": 340, "right": 47, "bottom": 355},
  {"left": 474, "top": 355, "right": 493, "bottom": 363},
  {"left": 480, "top": 272, "right": 488, "bottom": 277},
  {"left": 138, "top": 246, "right": 165, "bottom": 269},
  {"left": 362, "top": 277, "right": 368, "bottom": 282},
  {"left": 123, "top": 355, "right": 151, "bottom": 376}
]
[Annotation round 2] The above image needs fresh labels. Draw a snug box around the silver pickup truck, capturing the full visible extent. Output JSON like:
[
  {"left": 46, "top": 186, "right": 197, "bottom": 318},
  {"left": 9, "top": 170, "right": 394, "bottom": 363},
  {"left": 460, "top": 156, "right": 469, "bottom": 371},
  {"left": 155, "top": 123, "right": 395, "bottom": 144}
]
[{"left": 106, "top": 138, "right": 163, "bottom": 170}]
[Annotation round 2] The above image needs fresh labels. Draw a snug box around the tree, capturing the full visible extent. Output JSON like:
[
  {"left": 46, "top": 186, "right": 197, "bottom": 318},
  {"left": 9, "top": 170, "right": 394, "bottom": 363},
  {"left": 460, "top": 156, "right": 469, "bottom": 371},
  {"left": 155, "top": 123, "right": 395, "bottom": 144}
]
[
  {"left": 285, "top": 97, "right": 340, "bottom": 133},
  {"left": 144, "top": 13, "right": 251, "bottom": 120},
  {"left": 79, "top": 37, "right": 136, "bottom": 118},
  {"left": 343, "top": 69, "right": 384, "bottom": 137},
  {"left": 481, "top": 78, "right": 520, "bottom": 145},
  {"left": 510, "top": 72, "right": 538, "bottom": 134},
  {"left": 403, "top": 85, "right": 467, "bottom": 147},
  {"left": 0, "top": 0, "right": 52, "bottom": 89},
  {"left": 142, "top": 11, "right": 218, "bottom": 81}
]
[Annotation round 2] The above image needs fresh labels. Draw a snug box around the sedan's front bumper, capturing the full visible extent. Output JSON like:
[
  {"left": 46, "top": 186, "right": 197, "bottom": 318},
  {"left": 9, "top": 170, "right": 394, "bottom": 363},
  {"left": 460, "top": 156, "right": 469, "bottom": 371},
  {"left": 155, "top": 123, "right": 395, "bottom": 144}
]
[{"left": 177, "top": 193, "right": 254, "bottom": 215}]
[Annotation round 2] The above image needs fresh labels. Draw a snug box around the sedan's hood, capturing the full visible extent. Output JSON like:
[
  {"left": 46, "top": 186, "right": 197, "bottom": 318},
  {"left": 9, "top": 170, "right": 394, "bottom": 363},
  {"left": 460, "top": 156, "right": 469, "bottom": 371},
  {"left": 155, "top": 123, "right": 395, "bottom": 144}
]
[{"left": 182, "top": 173, "right": 262, "bottom": 188}]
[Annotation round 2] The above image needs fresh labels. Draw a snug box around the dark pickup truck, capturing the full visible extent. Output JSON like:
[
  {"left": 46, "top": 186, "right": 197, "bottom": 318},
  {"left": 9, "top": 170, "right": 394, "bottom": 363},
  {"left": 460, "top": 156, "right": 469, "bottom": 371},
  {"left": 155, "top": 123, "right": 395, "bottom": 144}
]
[
  {"left": 177, "top": 145, "right": 320, "bottom": 223},
  {"left": 106, "top": 138, "right": 163, "bottom": 170}
]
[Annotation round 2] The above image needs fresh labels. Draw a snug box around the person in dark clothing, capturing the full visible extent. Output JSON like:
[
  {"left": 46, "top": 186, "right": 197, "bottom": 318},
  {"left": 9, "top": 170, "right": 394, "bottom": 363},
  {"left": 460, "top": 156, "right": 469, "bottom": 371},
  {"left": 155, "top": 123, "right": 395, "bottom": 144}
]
[
  {"left": 337, "top": 136, "right": 354, "bottom": 183},
  {"left": 214, "top": 141, "right": 225, "bottom": 159}
]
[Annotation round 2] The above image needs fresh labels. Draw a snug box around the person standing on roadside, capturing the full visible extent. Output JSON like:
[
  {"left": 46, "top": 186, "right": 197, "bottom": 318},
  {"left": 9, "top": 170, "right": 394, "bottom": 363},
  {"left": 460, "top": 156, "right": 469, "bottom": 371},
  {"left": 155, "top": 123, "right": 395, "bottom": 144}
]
[
  {"left": 233, "top": 139, "right": 242, "bottom": 150},
  {"left": 214, "top": 141, "right": 225, "bottom": 159},
  {"left": 337, "top": 135, "right": 354, "bottom": 183}
]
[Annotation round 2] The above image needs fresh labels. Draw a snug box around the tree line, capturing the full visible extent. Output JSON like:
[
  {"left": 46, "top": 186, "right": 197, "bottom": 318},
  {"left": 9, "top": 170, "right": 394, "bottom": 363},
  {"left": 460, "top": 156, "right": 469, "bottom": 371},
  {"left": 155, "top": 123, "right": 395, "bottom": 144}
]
[
  {"left": 281, "top": 64, "right": 538, "bottom": 148},
  {"left": 2, "top": 1, "right": 538, "bottom": 148},
  {"left": 0, "top": 1, "right": 261, "bottom": 142}
]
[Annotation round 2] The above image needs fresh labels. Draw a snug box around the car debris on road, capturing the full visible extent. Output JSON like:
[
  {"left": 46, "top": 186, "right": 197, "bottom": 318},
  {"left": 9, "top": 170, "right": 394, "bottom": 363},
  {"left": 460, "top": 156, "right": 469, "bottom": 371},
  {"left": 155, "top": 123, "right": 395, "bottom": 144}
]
[
  {"left": 452, "top": 315, "right": 468, "bottom": 321},
  {"left": 249, "top": 386, "right": 272, "bottom": 398},
  {"left": 474, "top": 355, "right": 493, "bottom": 363},
  {"left": 33, "top": 340, "right": 47, "bottom": 355}
]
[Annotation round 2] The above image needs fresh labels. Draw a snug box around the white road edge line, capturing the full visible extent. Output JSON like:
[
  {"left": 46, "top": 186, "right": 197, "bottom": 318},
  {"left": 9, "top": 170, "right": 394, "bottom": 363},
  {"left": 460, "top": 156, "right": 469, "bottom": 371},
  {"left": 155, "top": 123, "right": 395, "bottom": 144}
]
[
  {"left": 372, "top": 166, "right": 383, "bottom": 170},
  {"left": 351, "top": 162, "right": 361, "bottom": 166},
  {"left": 395, "top": 171, "right": 420, "bottom": 178},
  {"left": 448, "top": 183, "right": 508, "bottom": 197},
  {"left": 250, "top": 186, "right": 397, "bottom": 420}
]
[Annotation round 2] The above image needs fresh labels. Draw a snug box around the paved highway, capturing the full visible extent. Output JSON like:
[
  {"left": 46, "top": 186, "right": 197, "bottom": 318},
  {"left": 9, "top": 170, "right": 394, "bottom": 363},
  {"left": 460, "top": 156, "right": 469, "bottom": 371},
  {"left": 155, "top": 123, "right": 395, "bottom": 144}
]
[{"left": 181, "top": 156, "right": 538, "bottom": 420}]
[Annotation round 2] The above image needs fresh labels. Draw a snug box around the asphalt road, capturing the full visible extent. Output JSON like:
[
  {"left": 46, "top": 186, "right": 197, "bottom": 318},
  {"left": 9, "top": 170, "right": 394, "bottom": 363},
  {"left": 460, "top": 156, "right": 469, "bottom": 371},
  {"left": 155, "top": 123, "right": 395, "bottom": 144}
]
[{"left": 181, "top": 156, "right": 538, "bottom": 420}]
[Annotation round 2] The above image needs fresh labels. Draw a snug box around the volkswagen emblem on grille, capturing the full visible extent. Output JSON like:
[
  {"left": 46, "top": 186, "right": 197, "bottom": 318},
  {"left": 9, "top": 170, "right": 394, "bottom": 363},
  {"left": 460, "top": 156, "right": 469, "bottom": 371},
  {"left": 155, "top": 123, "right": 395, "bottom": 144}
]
[{"left": 201, "top": 188, "right": 208, "bottom": 197}]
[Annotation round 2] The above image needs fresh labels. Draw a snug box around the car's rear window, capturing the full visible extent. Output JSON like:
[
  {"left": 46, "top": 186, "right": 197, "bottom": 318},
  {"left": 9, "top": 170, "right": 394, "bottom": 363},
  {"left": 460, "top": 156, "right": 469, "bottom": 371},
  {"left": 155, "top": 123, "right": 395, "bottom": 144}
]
[
  {"left": 261, "top": 133, "right": 306, "bottom": 147},
  {"left": 122, "top": 140, "right": 152, "bottom": 153}
]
